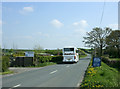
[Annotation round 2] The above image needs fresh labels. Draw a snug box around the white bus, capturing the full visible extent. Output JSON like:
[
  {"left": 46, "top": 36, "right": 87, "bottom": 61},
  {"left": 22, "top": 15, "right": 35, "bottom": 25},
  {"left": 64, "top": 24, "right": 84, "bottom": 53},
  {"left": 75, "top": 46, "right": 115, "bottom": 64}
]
[{"left": 63, "top": 46, "right": 79, "bottom": 63}]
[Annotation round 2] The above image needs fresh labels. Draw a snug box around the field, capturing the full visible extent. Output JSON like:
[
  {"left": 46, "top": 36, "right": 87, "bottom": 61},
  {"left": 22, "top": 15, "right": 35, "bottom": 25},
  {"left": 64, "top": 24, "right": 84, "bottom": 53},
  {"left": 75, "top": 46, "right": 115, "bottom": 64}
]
[{"left": 80, "top": 58, "right": 119, "bottom": 88}]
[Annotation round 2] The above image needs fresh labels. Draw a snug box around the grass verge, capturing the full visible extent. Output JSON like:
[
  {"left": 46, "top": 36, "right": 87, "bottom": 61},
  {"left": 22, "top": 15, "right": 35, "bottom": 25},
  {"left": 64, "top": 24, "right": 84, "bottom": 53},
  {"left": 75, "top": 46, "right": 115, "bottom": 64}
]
[
  {"left": 33, "top": 62, "right": 57, "bottom": 67},
  {"left": 0, "top": 62, "right": 56, "bottom": 75},
  {"left": 0, "top": 70, "right": 14, "bottom": 75},
  {"left": 109, "top": 58, "right": 120, "bottom": 61},
  {"left": 80, "top": 58, "right": 119, "bottom": 88},
  {"left": 80, "top": 54, "right": 87, "bottom": 59}
]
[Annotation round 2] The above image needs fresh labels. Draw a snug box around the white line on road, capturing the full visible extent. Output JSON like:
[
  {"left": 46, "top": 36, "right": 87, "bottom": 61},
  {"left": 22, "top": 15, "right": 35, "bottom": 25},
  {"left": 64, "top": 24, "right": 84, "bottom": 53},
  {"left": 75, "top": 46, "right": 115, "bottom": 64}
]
[
  {"left": 13, "top": 84, "right": 21, "bottom": 88},
  {"left": 66, "top": 65, "right": 69, "bottom": 67},
  {"left": 76, "top": 76, "right": 84, "bottom": 87},
  {"left": 49, "top": 70, "right": 58, "bottom": 74},
  {"left": 77, "top": 82, "right": 80, "bottom": 87}
]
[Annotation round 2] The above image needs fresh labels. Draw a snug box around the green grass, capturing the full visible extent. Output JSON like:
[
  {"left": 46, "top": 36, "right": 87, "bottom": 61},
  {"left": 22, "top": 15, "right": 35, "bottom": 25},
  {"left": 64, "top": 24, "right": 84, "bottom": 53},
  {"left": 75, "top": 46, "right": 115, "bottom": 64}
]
[
  {"left": 0, "top": 62, "right": 56, "bottom": 75},
  {"left": 34, "top": 62, "right": 56, "bottom": 67},
  {"left": 109, "top": 58, "right": 120, "bottom": 61},
  {"left": 80, "top": 54, "right": 87, "bottom": 59},
  {"left": 80, "top": 59, "right": 119, "bottom": 88},
  {"left": 0, "top": 70, "right": 14, "bottom": 75}
]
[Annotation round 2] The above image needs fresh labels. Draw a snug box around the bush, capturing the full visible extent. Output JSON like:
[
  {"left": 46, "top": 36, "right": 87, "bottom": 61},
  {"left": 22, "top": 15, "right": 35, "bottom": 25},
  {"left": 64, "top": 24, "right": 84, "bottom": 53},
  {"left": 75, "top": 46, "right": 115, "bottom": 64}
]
[
  {"left": 101, "top": 56, "right": 120, "bottom": 69},
  {"left": 45, "top": 50, "right": 63, "bottom": 55},
  {"left": 37, "top": 56, "right": 52, "bottom": 63},
  {"left": 50, "top": 56, "right": 63, "bottom": 63},
  {"left": 35, "top": 56, "right": 63, "bottom": 66},
  {"left": 105, "top": 47, "right": 119, "bottom": 58},
  {"left": 2, "top": 56, "right": 10, "bottom": 72}
]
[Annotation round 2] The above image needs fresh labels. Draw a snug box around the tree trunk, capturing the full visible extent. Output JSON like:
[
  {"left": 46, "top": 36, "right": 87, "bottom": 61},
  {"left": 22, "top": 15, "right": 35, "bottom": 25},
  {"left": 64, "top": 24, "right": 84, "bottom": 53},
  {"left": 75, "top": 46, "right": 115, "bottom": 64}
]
[
  {"left": 100, "top": 44, "right": 103, "bottom": 57},
  {"left": 116, "top": 45, "right": 120, "bottom": 58}
]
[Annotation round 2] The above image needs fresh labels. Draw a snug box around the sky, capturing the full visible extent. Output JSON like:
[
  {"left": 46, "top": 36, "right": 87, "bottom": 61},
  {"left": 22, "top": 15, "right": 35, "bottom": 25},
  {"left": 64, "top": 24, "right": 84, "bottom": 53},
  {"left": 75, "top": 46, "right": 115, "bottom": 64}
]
[{"left": 1, "top": 2, "right": 118, "bottom": 49}]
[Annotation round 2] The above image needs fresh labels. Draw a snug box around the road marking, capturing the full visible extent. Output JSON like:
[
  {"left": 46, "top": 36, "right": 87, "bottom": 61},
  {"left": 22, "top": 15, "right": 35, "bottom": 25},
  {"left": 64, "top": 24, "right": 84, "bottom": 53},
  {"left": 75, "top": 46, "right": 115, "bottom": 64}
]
[
  {"left": 13, "top": 84, "right": 21, "bottom": 88},
  {"left": 66, "top": 65, "right": 69, "bottom": 67},
  {"left": 49, "top": 70, "right": 58, "bottom": 74},
  {"left": 76, "top": 76, "right": 84, "bottom": 87},
  {"left": 77, "top": 82, "right": 80, "bottom": 87}
]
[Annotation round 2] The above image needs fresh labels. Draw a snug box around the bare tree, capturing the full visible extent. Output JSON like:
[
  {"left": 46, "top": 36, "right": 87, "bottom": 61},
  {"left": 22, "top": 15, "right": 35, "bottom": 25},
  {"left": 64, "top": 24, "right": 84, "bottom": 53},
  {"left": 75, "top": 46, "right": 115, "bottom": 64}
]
[
  {"left": 12, "top": 43, "right": 18, "bottom": 50},
  {"left": 33, "top": 44, "right": 43, "bottom": 53}
]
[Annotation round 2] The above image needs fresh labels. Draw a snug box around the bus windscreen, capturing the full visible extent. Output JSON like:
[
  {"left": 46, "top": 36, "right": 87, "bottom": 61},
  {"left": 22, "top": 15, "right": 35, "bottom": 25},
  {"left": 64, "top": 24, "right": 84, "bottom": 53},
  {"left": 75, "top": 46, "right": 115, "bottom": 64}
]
[{"left": 64, "top": 48, "right": 74, "bottom": 51}]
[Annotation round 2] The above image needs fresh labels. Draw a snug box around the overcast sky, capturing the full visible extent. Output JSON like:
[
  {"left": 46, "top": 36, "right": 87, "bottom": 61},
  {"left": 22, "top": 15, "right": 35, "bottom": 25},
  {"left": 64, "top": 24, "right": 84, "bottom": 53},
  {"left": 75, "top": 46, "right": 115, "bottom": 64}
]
[{"left": 2, "top": 2, "right": 118, "bottom": 49}]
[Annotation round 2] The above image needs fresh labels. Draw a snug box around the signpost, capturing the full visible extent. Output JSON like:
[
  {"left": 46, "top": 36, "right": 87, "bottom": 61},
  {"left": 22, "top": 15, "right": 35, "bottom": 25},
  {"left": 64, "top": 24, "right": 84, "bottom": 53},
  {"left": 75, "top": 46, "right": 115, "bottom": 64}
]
[
  {"left": 92, "top": 57, "right": 101, "bottom": 67},
  {"left": 25, "top": 51, "right": 34, "bottom": 57}
]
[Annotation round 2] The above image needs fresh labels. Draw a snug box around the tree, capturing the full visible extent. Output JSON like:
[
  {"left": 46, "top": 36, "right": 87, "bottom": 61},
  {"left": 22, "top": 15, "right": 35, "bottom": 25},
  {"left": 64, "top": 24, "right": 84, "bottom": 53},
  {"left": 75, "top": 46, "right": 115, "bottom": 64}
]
[
  {"left": 33, "top": 44, "right": 43, "bottom": 66},
  {"left": 106, "top": 30, "right": 120, "bottom": 58},
  {"left": 33, "top": 45, "right": 42, "bottom": 50},
  {"left": 33, "top": 44, "right": 43, "bottom": 53},
  {"left": 83, "top": 27, "right": 112, "bottom": 57}
]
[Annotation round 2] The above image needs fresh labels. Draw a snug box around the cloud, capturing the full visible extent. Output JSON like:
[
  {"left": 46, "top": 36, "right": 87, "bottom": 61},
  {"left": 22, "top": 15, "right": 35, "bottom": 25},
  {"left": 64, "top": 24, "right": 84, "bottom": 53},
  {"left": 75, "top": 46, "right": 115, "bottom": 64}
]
[
  {"left": 72, "top": 20, "right": 88, "bottom": 36},
  {"left": 50, "top": 19, "right": 63, "bottom": 28},
  {"left": 73, "top": 20, "right": 88, "bottom": 28},
  {"left": 23, "top": 7, "right": 34, "bottom": 12},
  {"left": 108, "top": 24, "right": 118, "bottom": 30},
  {"left": 19, "top": 7, "right": 34, "bottom": 15}
]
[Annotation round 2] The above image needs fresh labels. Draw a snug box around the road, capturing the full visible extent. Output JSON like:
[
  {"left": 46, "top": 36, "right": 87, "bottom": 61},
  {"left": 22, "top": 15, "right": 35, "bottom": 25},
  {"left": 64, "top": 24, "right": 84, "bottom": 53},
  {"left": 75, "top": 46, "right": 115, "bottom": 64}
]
[{"left": 2, "top": 54, "right": 91, "bottom": 88}]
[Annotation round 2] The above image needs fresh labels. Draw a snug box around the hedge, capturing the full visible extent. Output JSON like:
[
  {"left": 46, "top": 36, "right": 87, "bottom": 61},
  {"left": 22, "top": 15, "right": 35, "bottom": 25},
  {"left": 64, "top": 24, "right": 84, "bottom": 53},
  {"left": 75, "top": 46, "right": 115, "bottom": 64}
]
[
  {"left": 1, "top": 55, "right": 63, "bottom": 68},
  {"left": 2, "top": 56, "right": 10, "bottom": 72},
  {"left": 35, "top": 56, "right": 63, "bottom": 65},
  {"left": 37, "top": 56, "right": 52, "bottom": 63},
  {"left": 101, "top": 56, "right": 120, "bottom": 69}
]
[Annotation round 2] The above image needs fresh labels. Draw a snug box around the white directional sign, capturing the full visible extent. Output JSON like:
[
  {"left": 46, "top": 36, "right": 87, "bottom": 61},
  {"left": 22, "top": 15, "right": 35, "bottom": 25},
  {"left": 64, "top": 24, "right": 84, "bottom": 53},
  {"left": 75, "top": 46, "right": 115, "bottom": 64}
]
[{"left": 25, "top": 51, "right": 34, "bottom": 57}]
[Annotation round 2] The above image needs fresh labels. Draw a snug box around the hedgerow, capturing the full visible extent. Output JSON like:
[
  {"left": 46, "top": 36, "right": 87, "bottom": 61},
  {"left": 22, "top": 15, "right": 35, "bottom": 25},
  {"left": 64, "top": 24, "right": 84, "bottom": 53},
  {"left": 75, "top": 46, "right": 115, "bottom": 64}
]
[
  {"left": 101, "top": 56, "right": 120, "bottom": 69},
  {"left": 2, "top": 56, "right": 10, "bottom": 72},
  {"left": 35, "top": 55, "right": 63, "bottom": 66}
]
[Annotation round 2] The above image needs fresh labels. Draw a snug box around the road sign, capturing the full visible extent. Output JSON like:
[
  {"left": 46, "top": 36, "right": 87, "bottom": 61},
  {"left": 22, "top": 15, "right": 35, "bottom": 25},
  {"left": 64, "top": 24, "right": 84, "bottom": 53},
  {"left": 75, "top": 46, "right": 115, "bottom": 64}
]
[
  {"left": 92, "top": 57, "right": 101, "bottom": 67},
  {"left": 25, "top": 51, "right": 34, "bottom": 57}
]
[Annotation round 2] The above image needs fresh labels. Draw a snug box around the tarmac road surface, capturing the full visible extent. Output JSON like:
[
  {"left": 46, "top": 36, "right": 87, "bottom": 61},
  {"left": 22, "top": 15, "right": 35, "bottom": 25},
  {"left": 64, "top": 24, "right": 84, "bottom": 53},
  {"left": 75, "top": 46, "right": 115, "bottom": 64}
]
[{"left": 2, "top": 54, "right": 91, "bottom": 88}]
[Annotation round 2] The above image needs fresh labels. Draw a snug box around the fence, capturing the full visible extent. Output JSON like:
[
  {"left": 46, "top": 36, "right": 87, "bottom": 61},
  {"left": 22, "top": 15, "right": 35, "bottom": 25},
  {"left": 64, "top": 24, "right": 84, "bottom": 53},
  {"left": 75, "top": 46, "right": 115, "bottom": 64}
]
[{"left": 10, "top": 57, "right": 34, "bottom": 67}]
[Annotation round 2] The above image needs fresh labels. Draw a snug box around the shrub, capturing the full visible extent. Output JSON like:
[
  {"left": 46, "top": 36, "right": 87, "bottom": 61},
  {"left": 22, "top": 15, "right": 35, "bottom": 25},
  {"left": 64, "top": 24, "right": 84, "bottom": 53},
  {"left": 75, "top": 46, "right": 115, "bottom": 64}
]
[
  {"left": 35, "top": 56, "right": 63, "bottom": 66},
  {"left": 45, "top": 50, "right": 63, "bottom": 55},
  {"left": 105, "top": 47, "right": 119, "bottom": 58},
  {"left": 2, "top": 56, "right": 10, "bottom": 72},
  {"left": 37, "top": 56, "right": 52, "bottom": 63},
  {"left": 101, "top": 56, "right": 120, "bottom": 69}
]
